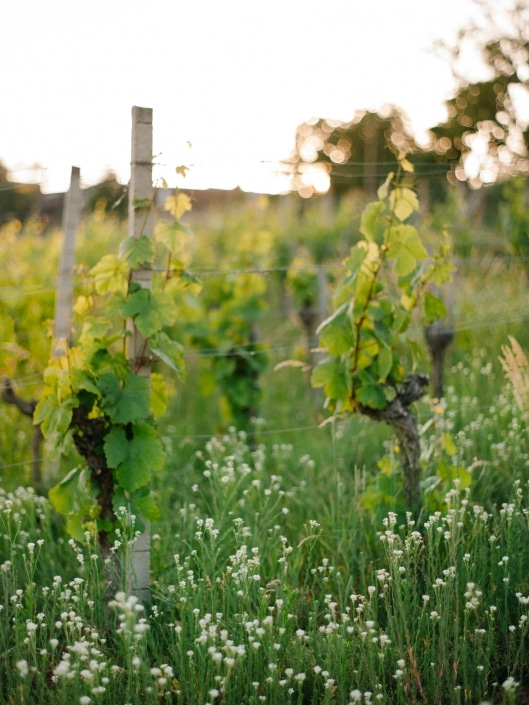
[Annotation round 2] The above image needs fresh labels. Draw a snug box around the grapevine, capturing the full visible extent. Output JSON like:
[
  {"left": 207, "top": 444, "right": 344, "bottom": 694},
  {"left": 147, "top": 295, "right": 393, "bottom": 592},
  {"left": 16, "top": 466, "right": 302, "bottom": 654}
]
[{"left": 311, "top": 158, "right": 454, "bottom": 509}]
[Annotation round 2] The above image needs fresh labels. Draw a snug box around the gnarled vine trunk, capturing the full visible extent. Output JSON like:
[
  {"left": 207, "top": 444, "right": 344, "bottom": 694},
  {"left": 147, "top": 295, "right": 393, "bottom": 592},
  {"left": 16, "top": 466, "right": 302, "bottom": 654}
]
[
  {"left": 360, "top": 373, "right": 429, "bottom": 512},
  {"left": 71, "top": 405, "right": 120, "bottom": 596},
  {"left": 1, "top": 378, "right": 43, "bottom": 491}
]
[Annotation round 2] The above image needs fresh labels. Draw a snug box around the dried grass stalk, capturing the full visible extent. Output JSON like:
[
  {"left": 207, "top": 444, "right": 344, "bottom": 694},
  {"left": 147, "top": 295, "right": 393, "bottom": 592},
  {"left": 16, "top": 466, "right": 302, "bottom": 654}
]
[{"left": 499, "top": 335, "right": 529, "bottom": 412}]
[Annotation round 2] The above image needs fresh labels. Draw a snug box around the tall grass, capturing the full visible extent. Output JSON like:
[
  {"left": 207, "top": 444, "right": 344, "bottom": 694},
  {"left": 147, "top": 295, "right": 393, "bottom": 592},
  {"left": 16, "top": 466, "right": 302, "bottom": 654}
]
[{"left": 3, "top": 418, "right": 529, "bottom": 703}]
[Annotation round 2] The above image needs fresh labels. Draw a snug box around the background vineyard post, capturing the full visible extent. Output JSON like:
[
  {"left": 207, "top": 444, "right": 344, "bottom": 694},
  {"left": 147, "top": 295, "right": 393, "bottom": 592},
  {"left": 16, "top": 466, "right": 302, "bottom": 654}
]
[
  {"left": 47, "top": 166, "right": 84, "bottom": 488},
  {"left": 54, "top": 166, "right": 82, "bottom": 352}
]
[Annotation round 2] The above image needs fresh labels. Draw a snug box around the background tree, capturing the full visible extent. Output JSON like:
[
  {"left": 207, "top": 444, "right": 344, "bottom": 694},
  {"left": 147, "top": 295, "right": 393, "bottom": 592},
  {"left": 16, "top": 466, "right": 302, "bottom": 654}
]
[
  {"left": 431, "top": 0, "right": 529, "bottom": 187},
  {"left": 288, "top": 107, "right": 421, "bottom": 200},
  {"left": 84, "top": 171, "right": 128, "bottom": 219},
  {"left": 0, "top": 162, "right": 41, "bottom": 224}
]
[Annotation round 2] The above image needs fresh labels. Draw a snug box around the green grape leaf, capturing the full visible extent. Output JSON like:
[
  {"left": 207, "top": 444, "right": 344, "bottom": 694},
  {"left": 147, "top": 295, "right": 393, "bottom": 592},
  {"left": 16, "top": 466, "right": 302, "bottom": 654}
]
[
  {"left": 341, "top": 244, "right": 369, "bottom": 290},
  {"left": 121, "top": 289, "right": 179, "bottom": 338},
  {"left": 48, "top": 466, "right": 83, "bottom": 515},
  {"left": 97, "top": 372, "right": 150, "bottom": 424},
  {"left": 34, "top": 393, "right": 77, "bottom": 437},
  {"left": 65, "top": 515, "right": 86, "bottom": 543},
  {"left": 112, "top": 486, "right": 160, "bottom": 523},
  {"left": 423, "top": 291, "right": 447, "bottom": 325},
  {"left": 360, "top": 201, "right": 385, "bottom": 241},
  {"left": 356, "top": 383, "right": 387, "bottom": 409},
  {"left": 376, "top": 347, "right": 393, "bottom": 381},
  {"left": 78, "top": 318, "right": 113, "bottom": 346},
  {"left": 387, "top": 225, "right": 428, "bottom": 276},
  {"left": 103, "top": 426, "right": 129, "bottom": 468},
  {"left": 408, "top": 338, "right": 426, "bottom": 367},
  {"left": 150, "top": 331, "right": 185, "bottom": 376},
  {"left": 430, "top": 261, "right": 456, "bottom": 285},
  {"left": 96, "top": 372, "right": 122, "bottom": 408},
  {"left": 132, "top": 488, "right": 161, "bottom": 521},
  {"left": 120, "top": 287, "right": 151, "bottom": 320},
  {"left": 311, "top": 355, "right": 352, "bottom": 401},
  {"left": 114, "top": 455, "right": 150, "bottom": 493},
  {"left": 119, "top": 235, "right": 155, "bottom": 268},
  {"left": 70, "top": 368, "right": 100, "bottom": 396},
  {"left": 147, "top": 290, "right": 179, "bottom": 329},
  {"left": 91, "top": 349, "right": 129, "bottom": 378},
  {"left": 387, "top": 225, "right": 426, "bottom": 253},
  {"left": 316, "top": 303, "right": 355, "bottom": 355},
  {"left": 114, "top": 424, "right": 165, "bottom": 492},
  {"left": 48, "top": 467, "right": 98, "bottom": 541},
  {"left": 356, "top": 336, "right": 379, "bottom": 370},
  {"left": 117, "top": 374, "right": 151, "bottom": 423},
  {"left": 394, "top": 249, "right": 417, "bottom": 277}
]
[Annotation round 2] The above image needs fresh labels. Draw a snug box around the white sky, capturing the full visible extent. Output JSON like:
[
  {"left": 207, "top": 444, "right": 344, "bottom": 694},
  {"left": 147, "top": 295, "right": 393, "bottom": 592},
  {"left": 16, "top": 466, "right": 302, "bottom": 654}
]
[{"left": 1, "top": 0, "right": 483, "bottom": 194}]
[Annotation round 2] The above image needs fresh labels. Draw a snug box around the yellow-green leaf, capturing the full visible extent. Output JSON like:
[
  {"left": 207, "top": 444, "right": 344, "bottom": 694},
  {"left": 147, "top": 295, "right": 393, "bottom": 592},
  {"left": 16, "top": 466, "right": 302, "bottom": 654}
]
[
  {"left": 176, "top": 165, "right": 190, "bottom": 178},
  {"left": 377, "top": 456, "right": 393, "bottom": 477},
  {"left": 389, "top": 187, "right": 419, "bottom": 221},
  {"left": 119, "top": 235, "right": 155, "bottom": 268},
  {"left": 49, "top": 466, "right": 82, "bottom": 515},
  {"left": 377, "top": 172, "right": 394, "bottom": 200},
  {"left": 73, "top": 295, "right": 92, "bottom": 317},
  {"left": 89, "top": 254, "right": 129, "bottom": 296},
  {"left": 424, "top": 291, "right": 447, "bottom": 324},
  {"left": 316, "top": 303, "right": 355, "bottom": 355},
  {"left": 150, "top": 371, "right": 168, "bottom": 417},
  {"left": 155, "top": 221, "right": 194, "bottom": 253},
  {"left": 441, "top": 432, "right": 457, "bottom": 457},
  {"left": 65, "top": 515, "right": 86, "bottom": 543},
  {"left": 356, "top": 383, "right": 387, "bottom": 409},
  {"left": 165, "top": 193, "right": 192, "bottom": 220},
  {"left": 376, "top": 347, "right": 393, "bottom": 381},
  {"left": 311, "top": 355, "right": 352, "bottom": 401},
  {"left": 394, "top": 249, "right": 417, "bottom": 276},
  {"left": 360, "top": 201, "right": 384, "bottom": 241}
]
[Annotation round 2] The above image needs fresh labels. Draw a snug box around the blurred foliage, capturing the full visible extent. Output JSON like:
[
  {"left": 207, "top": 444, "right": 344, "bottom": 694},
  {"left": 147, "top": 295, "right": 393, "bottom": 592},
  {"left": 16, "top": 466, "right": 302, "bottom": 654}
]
[
  {"left": 83, "top": 171, "right": 128, "bottom": 219},
  {"left": 2, "top": 171, "right": 529, "bottom": 512},
  {"left": 0, "top": 163, "right": 41, "bottom": 224},
  {"left": 500, "top": 175, "right": 529, "bottom": 270},
  {"left": 432, "top": 0, "right": 529, "bottom": 185},
  {"left": 288, "top": 107, "right": 420, "bottom": 200}
]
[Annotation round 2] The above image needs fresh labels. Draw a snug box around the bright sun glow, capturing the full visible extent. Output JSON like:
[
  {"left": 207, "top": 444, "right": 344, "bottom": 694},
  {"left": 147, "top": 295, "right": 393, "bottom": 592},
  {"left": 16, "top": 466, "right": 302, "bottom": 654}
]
[{"left": 1, "top": 0, "right": 484, "bottom": 194}]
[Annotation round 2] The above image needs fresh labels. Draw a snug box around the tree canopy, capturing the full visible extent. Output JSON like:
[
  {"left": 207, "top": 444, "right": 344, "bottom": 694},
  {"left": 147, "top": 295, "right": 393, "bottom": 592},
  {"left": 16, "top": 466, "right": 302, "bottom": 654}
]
[
  {"left": 290, "top": 1, "right": 529, "bottom": 198},
  {"left": 431, "top": 0, "right": 529, "bottom": 186},
  {"left": 0, "top": 163, "right": 41, "bottom": 224},
  {"left": 287, "top": 107, "right": 421, "bottom": 199}
]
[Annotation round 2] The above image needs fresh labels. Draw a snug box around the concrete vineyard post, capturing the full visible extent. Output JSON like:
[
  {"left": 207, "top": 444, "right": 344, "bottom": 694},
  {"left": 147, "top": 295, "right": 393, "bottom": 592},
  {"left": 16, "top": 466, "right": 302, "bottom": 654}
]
[
  {"left": 127, "top": 106, "right": 153, "bottom": 602},
  {"left": 54, "top": 166, "right": 82, "bottom": 354}
]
